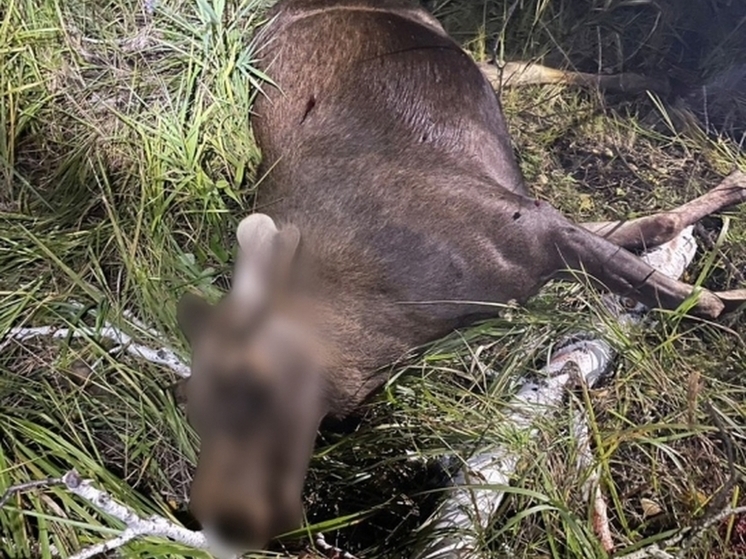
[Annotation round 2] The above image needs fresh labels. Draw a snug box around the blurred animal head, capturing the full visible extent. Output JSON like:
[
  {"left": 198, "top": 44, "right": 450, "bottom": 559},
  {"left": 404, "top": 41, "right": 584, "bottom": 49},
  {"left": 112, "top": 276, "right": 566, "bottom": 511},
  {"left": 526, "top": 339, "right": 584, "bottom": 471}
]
[{"left": 177, "top": 214, "right": 326, "bottom": 549}]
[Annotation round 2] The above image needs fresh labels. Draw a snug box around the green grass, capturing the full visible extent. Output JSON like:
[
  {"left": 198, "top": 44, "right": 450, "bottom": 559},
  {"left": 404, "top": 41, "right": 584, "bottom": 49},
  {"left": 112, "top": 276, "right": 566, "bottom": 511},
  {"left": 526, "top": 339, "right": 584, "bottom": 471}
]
[{"left": 1, "top": 0, "right": 746, "bottom": 558}]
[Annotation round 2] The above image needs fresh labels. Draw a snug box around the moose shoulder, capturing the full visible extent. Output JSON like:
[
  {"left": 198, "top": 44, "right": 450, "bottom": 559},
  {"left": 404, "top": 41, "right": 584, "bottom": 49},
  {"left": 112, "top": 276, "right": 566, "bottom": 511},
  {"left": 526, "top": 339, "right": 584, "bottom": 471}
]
[{"left": 176, "top": 0, "right": 746, "bottom": 550}]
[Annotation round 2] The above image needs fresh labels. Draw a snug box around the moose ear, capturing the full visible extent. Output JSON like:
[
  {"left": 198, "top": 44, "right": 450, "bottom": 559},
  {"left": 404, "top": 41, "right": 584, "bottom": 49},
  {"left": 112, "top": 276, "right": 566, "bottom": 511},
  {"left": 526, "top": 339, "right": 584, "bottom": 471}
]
[
  {"left": 176, "top": 292, "right": 212, "bottom": 344},
  {"left": 274, "top": 222, "right": 301, "bottom": 278},
  {"left": 236, "top": 213, "right": 280, "bottom": 260},
  {"left": 233, "top": 214, "right": 301, "bottom": 300}
]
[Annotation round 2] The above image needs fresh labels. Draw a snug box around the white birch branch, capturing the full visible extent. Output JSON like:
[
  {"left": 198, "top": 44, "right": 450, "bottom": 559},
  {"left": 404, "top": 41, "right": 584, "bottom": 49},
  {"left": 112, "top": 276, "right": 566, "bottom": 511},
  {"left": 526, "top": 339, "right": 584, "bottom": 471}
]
[
  {"left": 61, "top": 470, "right": 211, "bottom": 559},
  {"left": 0, "top": 470, "right": 228, "bottom": 559},
  {"left": 0, "top": 468, "right": 375, "bottom": 559},
  {"left": 0, "top": 320, "right": 191, "bottom": 378},
  {"left": 0, "top": 315, "right": 213, "bottom": 556},
  {"left": 412, "top": 227, "right": 700, "bottom": 559}
]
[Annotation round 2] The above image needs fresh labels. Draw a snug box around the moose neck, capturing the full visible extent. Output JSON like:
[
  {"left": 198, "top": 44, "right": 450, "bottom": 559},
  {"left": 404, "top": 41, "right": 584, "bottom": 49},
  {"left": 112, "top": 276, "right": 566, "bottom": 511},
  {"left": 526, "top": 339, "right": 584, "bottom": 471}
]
[
  {"left": 284, "top": 292, "right": 411, "bottom": 419},
  {"left": 283, "top": 251, "right": 474, "bottom": 419}
]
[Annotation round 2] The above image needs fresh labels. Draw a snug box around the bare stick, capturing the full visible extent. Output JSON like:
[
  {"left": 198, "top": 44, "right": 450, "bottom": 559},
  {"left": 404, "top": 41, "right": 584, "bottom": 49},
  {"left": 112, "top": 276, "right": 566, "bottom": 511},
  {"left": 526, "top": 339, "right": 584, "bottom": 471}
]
[{"left": 477, "top": 61, "right": 670, "bottom": 95}]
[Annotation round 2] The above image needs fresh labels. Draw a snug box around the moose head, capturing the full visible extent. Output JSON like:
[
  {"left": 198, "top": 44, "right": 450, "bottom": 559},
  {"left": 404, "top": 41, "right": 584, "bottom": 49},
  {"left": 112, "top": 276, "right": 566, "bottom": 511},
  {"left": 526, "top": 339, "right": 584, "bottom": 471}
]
[{"left": 177, "top": 215, "right": 326, "bottom": 548}]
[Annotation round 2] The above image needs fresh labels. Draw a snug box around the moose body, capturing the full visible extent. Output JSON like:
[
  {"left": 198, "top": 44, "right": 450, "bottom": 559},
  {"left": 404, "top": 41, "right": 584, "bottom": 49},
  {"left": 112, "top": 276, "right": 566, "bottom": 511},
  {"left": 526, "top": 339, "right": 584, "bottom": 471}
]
[{"left": 177, "top": 0, "right": 746, "bottom": 549}]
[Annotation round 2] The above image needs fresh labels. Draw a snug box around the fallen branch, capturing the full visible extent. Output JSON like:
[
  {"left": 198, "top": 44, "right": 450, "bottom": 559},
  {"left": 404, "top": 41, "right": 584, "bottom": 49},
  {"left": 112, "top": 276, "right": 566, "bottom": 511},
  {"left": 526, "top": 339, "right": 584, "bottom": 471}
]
[
  {"left": 0, "top": 321, "right": 190, "bottom": 378},
  {"left": 411, "top": 228, "right": 699, "bottom": 559},
  {"left": 0, "top": 477, "right": 65, "bottom": 510},
  {"left": 63, "top": 470, "right": 211, "bottom": 559},
  {"left": 0, "top": 314, "right": 211, "bottom": 557},
  {"left": 410, "top": 338, "right": 616, "bottom": 559},
  {"left": 0, "top": 470, "right": 222, "bottom": 559},
  {"left": 0, "top": 468, "right": 367, "bottom": 559},
  {"left": 574, "top": 406, "right": 614, "bottom": 554}
]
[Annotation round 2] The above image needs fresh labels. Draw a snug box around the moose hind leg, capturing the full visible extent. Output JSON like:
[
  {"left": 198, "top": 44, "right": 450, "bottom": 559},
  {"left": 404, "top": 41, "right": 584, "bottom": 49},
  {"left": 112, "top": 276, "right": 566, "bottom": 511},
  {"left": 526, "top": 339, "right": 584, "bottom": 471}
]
[
  {"left": 579, "top": 171, "right": 746, "bottom": 251},
  {"left": 551, "top": 219, "right": 736, "bottom": 318}
]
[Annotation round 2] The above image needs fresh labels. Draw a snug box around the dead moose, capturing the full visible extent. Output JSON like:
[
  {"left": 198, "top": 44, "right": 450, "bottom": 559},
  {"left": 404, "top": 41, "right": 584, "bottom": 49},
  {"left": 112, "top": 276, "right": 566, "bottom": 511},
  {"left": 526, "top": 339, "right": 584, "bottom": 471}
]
[{"left": 175, "top": 0, "right": 746, "bottom": 549}]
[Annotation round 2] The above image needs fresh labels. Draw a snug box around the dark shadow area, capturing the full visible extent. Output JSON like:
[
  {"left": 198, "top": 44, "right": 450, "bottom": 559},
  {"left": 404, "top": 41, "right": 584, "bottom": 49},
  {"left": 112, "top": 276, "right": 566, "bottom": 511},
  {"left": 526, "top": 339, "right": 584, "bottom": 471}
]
[{"left": 425, "top": 0, "right": 746, "bottom": 141}]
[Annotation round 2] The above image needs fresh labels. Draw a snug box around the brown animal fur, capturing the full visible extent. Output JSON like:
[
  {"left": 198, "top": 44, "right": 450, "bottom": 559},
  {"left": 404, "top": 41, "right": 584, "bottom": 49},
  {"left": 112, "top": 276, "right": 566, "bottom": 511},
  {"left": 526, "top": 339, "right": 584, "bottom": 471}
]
[{"left": 176, "top": 0, "right": 746, "bottom": 549}]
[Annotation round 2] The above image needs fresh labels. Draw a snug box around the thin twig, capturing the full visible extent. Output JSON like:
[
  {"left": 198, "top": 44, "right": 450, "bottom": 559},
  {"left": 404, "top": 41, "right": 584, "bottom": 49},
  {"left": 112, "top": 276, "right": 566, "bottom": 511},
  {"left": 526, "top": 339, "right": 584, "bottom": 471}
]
[
  {"left": 0, "top": 477, "right": 64, "bottom": 509},
  {"left": 574, "top": 406, "right": 613, "bottom": 553},
  {"left": 315, "top": 533, "right": 360, "bottom": 559}
]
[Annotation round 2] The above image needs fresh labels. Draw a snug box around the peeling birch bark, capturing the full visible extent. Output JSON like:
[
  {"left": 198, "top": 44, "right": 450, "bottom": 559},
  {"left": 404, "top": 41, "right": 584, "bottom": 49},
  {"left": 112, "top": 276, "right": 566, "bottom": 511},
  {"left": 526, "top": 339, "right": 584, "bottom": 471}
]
[{"left": 64, "top": 468, "right": 212, "bottom": 559}]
